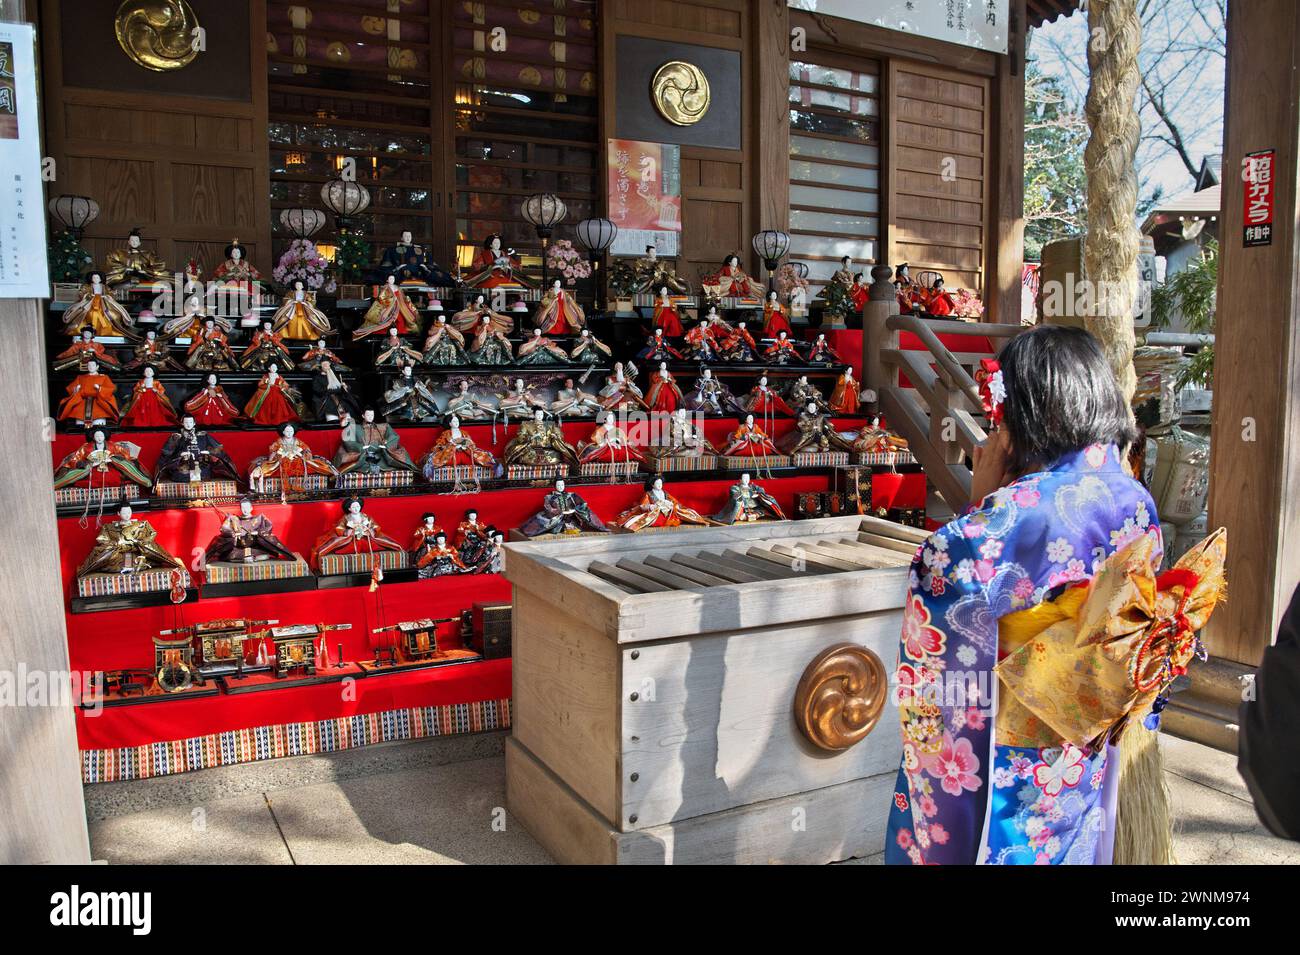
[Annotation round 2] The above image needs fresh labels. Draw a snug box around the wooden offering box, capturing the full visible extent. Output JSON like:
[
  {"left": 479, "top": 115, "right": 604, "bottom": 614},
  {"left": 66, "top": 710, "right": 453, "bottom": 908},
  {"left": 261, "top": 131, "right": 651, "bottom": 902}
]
[{"left": 503, "top": 515, "right": 927, "bottom": 865}]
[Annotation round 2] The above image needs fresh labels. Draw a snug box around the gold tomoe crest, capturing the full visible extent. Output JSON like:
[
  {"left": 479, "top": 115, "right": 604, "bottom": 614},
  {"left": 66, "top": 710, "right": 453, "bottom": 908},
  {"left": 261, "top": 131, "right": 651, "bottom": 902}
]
[
  {"left": 115, "top": 0, "right": 201, "bottom": 72},
  {"left": 650, "top": 60, "right": 710, "bottom": 126}
]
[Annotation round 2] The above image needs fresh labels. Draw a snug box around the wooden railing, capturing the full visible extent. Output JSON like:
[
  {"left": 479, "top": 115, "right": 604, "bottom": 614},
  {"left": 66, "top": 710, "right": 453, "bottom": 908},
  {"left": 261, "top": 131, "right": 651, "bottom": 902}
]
[{"left": 861, "top": 267, "right": 1028, "bottom": 511}]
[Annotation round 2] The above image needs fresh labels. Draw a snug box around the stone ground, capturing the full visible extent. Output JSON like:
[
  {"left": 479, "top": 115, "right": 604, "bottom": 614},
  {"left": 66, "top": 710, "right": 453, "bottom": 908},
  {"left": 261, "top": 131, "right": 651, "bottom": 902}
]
[{"left": 84, "top": 731, "right": 1299, "bottom": 865}]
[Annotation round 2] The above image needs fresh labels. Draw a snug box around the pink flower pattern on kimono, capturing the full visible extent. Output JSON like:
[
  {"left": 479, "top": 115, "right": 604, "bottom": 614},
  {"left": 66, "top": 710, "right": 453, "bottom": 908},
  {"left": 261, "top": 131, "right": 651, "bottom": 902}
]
[
  {"left": 901, "top": 593, "right": 946, "bottom": 661},
  {"left": 925, "top": 732, "right": 982, "bottom": 796}
]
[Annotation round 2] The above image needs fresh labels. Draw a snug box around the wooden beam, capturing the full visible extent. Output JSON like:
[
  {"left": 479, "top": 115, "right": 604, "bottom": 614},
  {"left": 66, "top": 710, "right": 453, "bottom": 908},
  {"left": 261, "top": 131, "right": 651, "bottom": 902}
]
[
  {"left": 1205, "top": 0, "right": 1300, "bottom": 665},
  {"left": 752, "top": 0, "right": 790, "bottom": 251}
]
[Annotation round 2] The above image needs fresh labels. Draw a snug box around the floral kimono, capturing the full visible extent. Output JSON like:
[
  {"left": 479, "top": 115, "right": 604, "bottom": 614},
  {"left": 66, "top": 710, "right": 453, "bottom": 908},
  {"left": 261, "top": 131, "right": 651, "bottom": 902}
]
[{"left": 885, "top": 443, "right": 1162, "bottom": 865}]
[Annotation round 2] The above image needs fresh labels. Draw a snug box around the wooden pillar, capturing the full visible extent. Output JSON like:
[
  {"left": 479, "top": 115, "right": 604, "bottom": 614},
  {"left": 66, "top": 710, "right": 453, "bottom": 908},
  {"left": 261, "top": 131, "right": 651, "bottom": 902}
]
[
  {"left": 1204, "top": 0, "right": 1300, "bottom": 665},
  {"left": 988, "top": 0, "right": 1026, "bottom": 324},
  {"left": 751, "top": 0, "right": 791, "bottom": 278}
]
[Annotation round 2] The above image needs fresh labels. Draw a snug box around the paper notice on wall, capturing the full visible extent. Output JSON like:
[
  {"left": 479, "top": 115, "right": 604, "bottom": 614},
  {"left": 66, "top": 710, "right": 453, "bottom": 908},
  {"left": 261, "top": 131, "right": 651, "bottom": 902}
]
[
  {"left": 607, "top": 139, "right": 682, "bottom": 257},
  {"left": 0, "top": 23, "right": 50, "bottom": 299},
  {"left": 789, "top": 0, "right": 1009, "bottom": 55}
]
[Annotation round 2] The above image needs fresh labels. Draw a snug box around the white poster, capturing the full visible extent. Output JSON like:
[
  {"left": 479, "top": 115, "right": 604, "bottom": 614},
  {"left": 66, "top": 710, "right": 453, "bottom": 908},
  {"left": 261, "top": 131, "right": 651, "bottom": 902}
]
[
  {"left": 0, "top": 22, "right": 49, "bottom": 299},
  {"left": 790, "top": 0, "right": 1009, "bottom": 55}
]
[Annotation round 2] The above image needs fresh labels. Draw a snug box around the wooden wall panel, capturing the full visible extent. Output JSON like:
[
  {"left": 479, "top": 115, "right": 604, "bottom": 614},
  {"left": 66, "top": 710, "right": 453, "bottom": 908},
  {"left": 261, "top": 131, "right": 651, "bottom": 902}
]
[{"left": 39, "top": 0, "right": 272, "bottom": 277}]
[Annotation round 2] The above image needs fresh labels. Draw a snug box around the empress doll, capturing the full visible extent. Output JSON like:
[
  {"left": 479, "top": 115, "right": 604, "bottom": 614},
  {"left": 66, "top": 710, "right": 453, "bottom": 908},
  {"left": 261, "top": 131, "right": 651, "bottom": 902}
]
[
  {"left": 533, "top": 280, "right": 586, "bottom": 335},
  {"left": 247, "top": 423, "right": 338, "bottom": 493},
  {"left": 310, "top": 497, "right": 404, "bottom": 567},
  {"left": 212, "top": 239, "right": 261, "bottom": 284},
  {"left": 185, "top": 374, "right": 242, "bottom": 427},
  {"left": 612, "top": 477, "right": 718, "bottom": 532},
  {"left": 243, "top": 365, "right": 306, "bottom": 426},
  {"left": 465, "top": 234, "right": 532, "bottom": 288},
  {"left": 119, "top": 367, "right": 178, "bottom": 428},
  {"left": 644, "top": 364, "right": 684, "bottom": 414},
  {"left": 650, "top": 287, "right": 684, "bottom": 336},
  {"left": 272, "top": 281, "right": 333, "bottom": 339},
  {"left": 761, "top": 290, "right": 792, "bottom": 337},
  {"left": 719, "top": 414, "right": 781, "bottom": 457},
  {"left": 61, "top": 271, "right": 135, "bottom": 338},
  {"left": 354, "top": 276, "right": 419, "bottom": 340},
  {"left": 705, "top": 254, "right": 764, "bottom": 299},
  {"left": 53, "top": 428, "right": 152, "bottom": 491},
  {"left": 577, "top": 412, "right": 645, "bottom": 465}
]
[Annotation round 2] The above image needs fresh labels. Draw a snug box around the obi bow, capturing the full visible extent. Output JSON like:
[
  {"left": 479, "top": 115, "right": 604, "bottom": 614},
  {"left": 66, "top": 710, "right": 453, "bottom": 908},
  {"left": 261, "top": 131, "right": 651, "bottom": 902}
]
[{"left": 993, "top": 528, "right": 1227, "bottom": 753}]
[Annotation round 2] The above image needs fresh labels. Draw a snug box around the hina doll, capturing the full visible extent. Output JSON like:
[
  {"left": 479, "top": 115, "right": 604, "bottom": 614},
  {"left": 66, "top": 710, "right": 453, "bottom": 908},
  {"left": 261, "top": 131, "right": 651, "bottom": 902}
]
[
  {"left": 650, "top": 287, "right": 684, "bottom": 336},
  {"left": 381, "top": 364, "right": 439, "bottom": 422},
  {"left": 467, "top": 314, "right": 514, "bottom": 365},
  {"left": 272, "top": 281, "right": 333, "bottom": 339},
  {"left": 683, "top": 367, "right": 740, "bottom": 416},
  {"left": 354, "top": 275, "right": 419, "bottom": 340},
  {"left": 185, "top": 319, "right": 238, "bottom": 371},
  {"left": 444, "top": 380, "right": 499, "bottom": 422},
  {"left": 637, "top": 328, "right": 683, "bottom": 363},
  {"left": 103, "top": 228, "right": 168, "bottom": 287},
  {"left": 376, "top": 327, "right": 425, "bottom": 369},
  {"left": 155, "top": 416, "right": 240, "bottom": 483},
  {"left": 645, "top": 363, "right": 684, "bottom": 414},
  {"left": 517, "top": 479, "right": 609, "bottom": 537},
  {"left": 118, "top": 367, "right": 178, "bottom": 428},
  {"left": 705, "top": 254, "right": 764, "bottom": 299},
  {"left": 54, "top": 328, "right": 122, "bottom": 372},
  {"left": 184, "top": 374, "right": 242, "bottom": 427},
  {"left": 247, "top": 423, "right": 338, "bottom": 493},
  {"left": 612, "top": 476, "right": 719, "bottom": 532},
  {"left": 683, "top": 318, "right": 721, "bottom": 362},
  {"left": 212, "top": 239, "right": 261, "bottom": 284},
  {"left": 204, "top": 497, "right": 296, "bottom": 564},
  {"left": 419, "top": 416, "right": 499, "bottom": 475},
  {"left": 577, "top": 412, "right": 646, "bottom": 466},
  {"left": 852, "top": 417, "right": 909, "bottom": 456},
  {"left": 762, "top": 290, "right": 792, "bottom": 337},
  {"left": 57, "top": 361, "right": 119, "bottom": 427},
  {"left": 650, "top": 407, "right": 717, "bottom": 463},
  {"left": 126, "top": 329, "right": 183, "bottom": 372},
  {"left": 52, "top": 428, "right": 153, "bottom": 492},
  {"left": 597, "top": 362, "right": 648, "bottom": 412},
  {"left": 454, "top": 509, "right": 492, "bottom": 567},
  {"left": 421, "top": 315, "right": 470, "bottom": 366},
  {"left": 740, "top": 376, "right": 794, "bottom": 418},
  {"left": 534, "top": 280, "right": 586, "bottom": 335},
  {"left": 416, "top": 531, "right": 470, "bottom": 579},
  {"left": 165, "top": 296, "right": 232, "bottom": 339},
  {"left": 310, "top": 363, "right": 361, "bottom": 424},
  {"left": 789, "top": 375, "right": 830, "bottom": 413},
  {"left": 465, "top": 234, "right": 531, "bottom": 288},
  {"left": 763, "top": 330, "right": 801, "bottom": 365},
  {"left": 503, "top": 409, "right": 579, "bottom": 468},
  {"left": 569, "top": 328, "right": 612, "bottom": 365},
  {"left": 829, "top": 369, "right": 861, "bottom": 415},
  {"left": 517, "top": 328, "right": 570, "bottom": 366},
  {"left": 924, "top": 278, "right": 956, "bottom": 316},
  {"left": 310, "top": 497, "right": 405, "bottom": 568},
  {"left": 779, "top": 401, "right": 856, "bottom": 455},
  {"left": 850, "top": 273, "right": 869, "bottom": 312},
  {"left": 712, "top": 472, "right": 787, "bottom": 524},
  {"left": 498, "top": 379, "right": 549, "bottom": 420},
  {"left": 633, "top": 244, "right": 689, "bottom": 294},
  {"left": 298, "top": 339, "right": 349, "bottom": 373},
  {"left": 719, "top": 414, "right": 781, "bottom": 457},
  {"left": 806, "top": 333, "right": 842, "bottom": 366},
  {"left": 893, "top": 263, "right": 918, "bottom": 313},
  {"left": 550, "top": 378, "right": 603, "bottom": 418},
  {"left": 473, "top": 527, "right": 506, "bottom": 574},
  {"left": 240, "top": 321, "right": 294, "bottom": 371},
  {"left": 828, "top": 256, "right": 855, "bottom": 297},
  {"left": 61, "top": 271, "right": 135, "bottom": 338},
  {"left": 77, "top": 505, "right": 184, "bottom": 576},
  {"left": 410, "top": 513, "right": 445, "bottom": 565},
  {"left": 244, "top": 365, "right": 306, "bottom": 426},
  {"left": 721, "top": 321, "right": 759, "bottom": 363},
  {"left": 379, "top": 231, "right": 454, "bottom": 286},
  {"left": 451, "top": 294, "right": 512, "bottom": 335}
]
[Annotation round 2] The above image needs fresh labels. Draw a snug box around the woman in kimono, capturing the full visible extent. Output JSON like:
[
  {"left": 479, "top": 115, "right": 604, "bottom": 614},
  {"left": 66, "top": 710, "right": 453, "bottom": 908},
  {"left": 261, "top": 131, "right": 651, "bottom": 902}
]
[
  {"left": 421, "top": 315, "right": 470, "bottom": 365},
  {"left": 884, "top": 326, "right": 1224, "bottom": 866},
  {"left": 53, "top": 428, "right": 153, "bottom": 491},
  {"left": 650, "top": 287, "right": 684, "bottom": 337},
  {"left": 311, "top": 497, "right": 404, "bottom": 567}
]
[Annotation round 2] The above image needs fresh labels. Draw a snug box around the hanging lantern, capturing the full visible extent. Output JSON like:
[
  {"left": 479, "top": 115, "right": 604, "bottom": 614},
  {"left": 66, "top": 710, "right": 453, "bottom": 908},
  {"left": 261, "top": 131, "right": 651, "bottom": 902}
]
[
  {"left": 520, "top": 192, "right": 567, "bottom": 240},
  {"left": 574, "top": 217, "right": 618, "bottom": 260},
  {"left": 319, "top": 178, "right": 371, "bottom": 229},
  {"left": 792, "top": 261, "right": 810, "bottom": 280},
  {"left": 751, "top": 229, "right": 791, "bottom": 272},
  {"left": 279, "top": 207, "right": 327, "bottom": 239},
  {"left": 47, "top": 195, "right": 101, "bottom": 239}
]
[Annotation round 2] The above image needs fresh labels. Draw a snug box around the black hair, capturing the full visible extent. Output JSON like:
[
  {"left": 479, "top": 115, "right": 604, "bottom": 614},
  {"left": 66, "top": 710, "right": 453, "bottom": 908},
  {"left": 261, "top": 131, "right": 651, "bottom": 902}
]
[
  {"left": 482, "top": 233, "right": 502, "bottom": 249},
  {"left": 464, "top": 507, "right": 478, "bottom": 518},
  {"left": 342, "top": 495, "right": 364, "bottom": 514},
  {"left": 224, "top": 240, "right": 244, "bottom": 259},
  {"left": 997, "top": 325, "right": 1138, "bottom": 475},
  {"left": 421, "top": 511, "right": 437, "bottom": 522},
  {"left": 85, "top": 269, "right": 105, "bottom": 284},
  {"left": 278, "top": 422, "right": 296, "bottom": 437}
]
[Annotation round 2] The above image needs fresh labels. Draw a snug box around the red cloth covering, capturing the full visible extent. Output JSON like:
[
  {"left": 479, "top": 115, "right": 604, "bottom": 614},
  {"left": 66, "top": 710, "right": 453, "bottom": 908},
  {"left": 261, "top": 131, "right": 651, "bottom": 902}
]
[
  {"left": 802, "top": 328, "right": 996, "bottom": 388},
  {"left": 54, "top": 417, "right": 924, "bottom": 753}
]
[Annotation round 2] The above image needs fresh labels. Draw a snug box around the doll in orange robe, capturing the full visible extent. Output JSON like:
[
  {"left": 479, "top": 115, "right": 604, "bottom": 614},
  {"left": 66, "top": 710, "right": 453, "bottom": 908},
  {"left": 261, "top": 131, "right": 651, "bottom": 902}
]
[
  {"left": 119, "top": 367, "right": 178, "bottom": 427},
  {"left": 185, "top": 373, "right": 242, "bottom": 427},
  {"left": 410, "top": 512, "right": 445, "bottom": 565},
  {"left": 650, "top": 287, "right": 684, "bottom": 336},
  {"left": 719, "top": 414, "right": 781, "bottom": 457},
  {"left": 419, "top": 416, "right": 499, "bottom": 471},
  {"left": 763, "top": 331, "right": 802, "bottom": 365},
  {"left": 644, "top": 363, "right": 684, "bottom": 414},
  {"left": 612, "top": 476, "right": 720, "bottom": 532},
  {"left": 58, "top": 361, "right": 119, "bottom": 426},
  {"left": 311, "top": 497, "right": 404, "bottom": 567},
  {"left": 761, "top": 291, "right": 792, "bottom": 337},
  {"left": 829, "top": 369, "right": 861, "bottom": 415},
  {"left": 925, "top": 278, "right": 956, "bottom": 316},
  {"left": 54, "top": 329, "right": 123, "bottom": 372},
  {"left": 740, "top": 376, "right": 794, "bottom": 418},
  {"left": 534, "top": 280, "right": 586, "bottom": 335},
  {"left": 243, "top": 365, "right": 306, "bottom": 426}
]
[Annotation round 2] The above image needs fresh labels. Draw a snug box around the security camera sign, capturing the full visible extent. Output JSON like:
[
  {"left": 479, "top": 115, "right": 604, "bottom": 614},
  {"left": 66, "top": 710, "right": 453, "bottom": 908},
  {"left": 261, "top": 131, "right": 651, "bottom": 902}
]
[{"left": 1242, "top": 149, "right": 1275, "bottom": 248}]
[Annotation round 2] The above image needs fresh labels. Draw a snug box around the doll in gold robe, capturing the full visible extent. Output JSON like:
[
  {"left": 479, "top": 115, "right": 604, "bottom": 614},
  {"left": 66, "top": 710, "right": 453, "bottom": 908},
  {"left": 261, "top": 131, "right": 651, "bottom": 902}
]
[
  {"left": 272, "top": 281, "right": 333, "bottom": 340},
  {"left": 77, "top": 505, "right": 184, "bottom": 576},
  {"left": 354, "top": 276, "right": 420, "bottom": 340},
  {"left": 185, "top": 320, "right": 239, "bottom": 371},
  {"left": 504, "top": 410, "right": 579, "bottom": 468},
  {"left": 126, "top": 329, "right": 183, "bottom": 372},
  {"left": 780, "top": 401, "right": 855, "bottom": 455},
  {"left": 103, "top": 229, "right": 169, "bottom": 287},
  {"left": 61, "top": 271, "right": 135, "bottom": 338}
]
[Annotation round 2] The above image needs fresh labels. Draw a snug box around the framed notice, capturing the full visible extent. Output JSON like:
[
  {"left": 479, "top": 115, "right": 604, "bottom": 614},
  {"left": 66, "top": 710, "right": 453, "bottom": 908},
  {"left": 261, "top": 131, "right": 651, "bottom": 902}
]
[
  {"left": 607, "top": 139, "right": 682, "bottom": 257},
  {"left": 1242, "top": 149, "right": 1275, "bottom": 248},
  {"left": 789, "top": 0, "right": 1009, "bottom": 55},
  {"left": 0, "top": 22, "right": 49, "bottom": 298}
]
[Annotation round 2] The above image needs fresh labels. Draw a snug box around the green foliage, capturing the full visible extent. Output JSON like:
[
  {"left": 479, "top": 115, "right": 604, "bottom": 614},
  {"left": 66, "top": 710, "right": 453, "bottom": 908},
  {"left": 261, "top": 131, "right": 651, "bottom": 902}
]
[
  {"left": 823, "top": 280, "right": 853, "bottom": 318},
  {"left": 1023, "top": 62, "right": 1088, "bottom": 261},
  {"left": 334, "top": 230, "right": 371, "bottom": 284},
  {"left": 1151, "top": 239, "right": 1217, "bottom": 388},
  {"left": 49, "top": 230, "right": 93, "bottom": 283}
]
